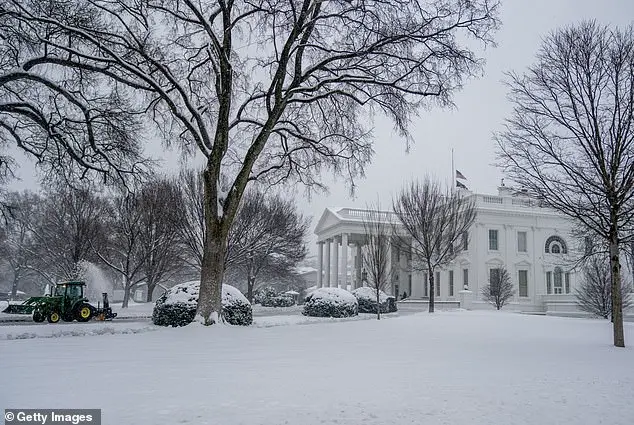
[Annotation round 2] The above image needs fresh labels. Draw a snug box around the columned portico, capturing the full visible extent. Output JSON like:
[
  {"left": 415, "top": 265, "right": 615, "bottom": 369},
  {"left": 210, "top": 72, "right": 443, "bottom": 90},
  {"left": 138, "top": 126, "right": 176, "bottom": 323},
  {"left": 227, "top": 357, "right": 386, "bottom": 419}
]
[
  {"left": 355, "top": 243, "right": 362, "bottom": 289},
  {"left": 341, "top": 233, "right": 349, "bottom": 289},
  {"left": 324, "top": 240, "right": 331, "bottom": 287},
  {"left": 331, "top": 238, "right": 339, "bottom": 288},
  {"left": 317, "top": 242, "right": 324, "bottom": 288}
]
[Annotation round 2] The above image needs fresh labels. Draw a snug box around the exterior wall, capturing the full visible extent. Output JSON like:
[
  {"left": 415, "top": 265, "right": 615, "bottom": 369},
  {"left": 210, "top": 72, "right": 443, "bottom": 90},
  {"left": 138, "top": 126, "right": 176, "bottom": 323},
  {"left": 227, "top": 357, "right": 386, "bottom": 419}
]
[
  {"left": 314, "top": 189, "right": 585, "bottom": 313},
  {"left": 405, "top": 192, "right": 581, "bottom": 312}
]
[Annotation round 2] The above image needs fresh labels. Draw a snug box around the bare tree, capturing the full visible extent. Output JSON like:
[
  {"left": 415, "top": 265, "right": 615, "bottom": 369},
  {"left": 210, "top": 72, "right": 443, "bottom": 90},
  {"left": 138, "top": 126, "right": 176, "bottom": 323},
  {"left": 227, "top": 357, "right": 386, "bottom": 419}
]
[
  {"left": 496, "top": 22, "right": 634, "bottom": 347},
  {"left": 2, "top": 0, "right": 500, "bottom": 324},
  {"left": 576, "top": 254, "right": 633, "bottom": 320},
  {"left": 225, "top": 189, "right": 309, "bottom": 302},
  {"left": 177, "top": 169, "right": 206, "bottom": 272},
  {"left": 361, "top": 202, "right": 394, "bottom": 320},
  {"left": 481, "top": 267, "right": 514, "bottom": 310},
  {"left": 92, "top": 191, "right": 146, "bottom": 308},
  {"left": 393, "top": 177, "right": 476, "bottom": 313},
  {"left": 26, "top": 186, "right": 109, "bottom": 284},
  {"left": 0, "top": 191, "right": 41, "bottom": 297},
  {"left": 0, "top": 1, "right": 150, "bottom": 193},
  {"left": 138, "top": 179, "right": 186, "bottom": 302}
]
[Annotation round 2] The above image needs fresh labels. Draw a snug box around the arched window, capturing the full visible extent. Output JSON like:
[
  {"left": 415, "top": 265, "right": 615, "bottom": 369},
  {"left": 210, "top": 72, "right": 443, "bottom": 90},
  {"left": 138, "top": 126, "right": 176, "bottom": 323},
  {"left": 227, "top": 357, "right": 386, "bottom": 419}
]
[{"left": 545, "top": 235, "right": 567, "bottom": 254}]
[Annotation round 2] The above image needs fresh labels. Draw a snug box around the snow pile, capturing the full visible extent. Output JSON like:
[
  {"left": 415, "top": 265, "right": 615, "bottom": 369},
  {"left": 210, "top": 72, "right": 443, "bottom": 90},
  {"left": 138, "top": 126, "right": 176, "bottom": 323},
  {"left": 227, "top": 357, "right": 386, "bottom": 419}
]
[
  {"left": 352, "top": 287, "right": 390, "bottom": 314},
  {"left": 0, "top": 322, "right": 157, "bottom": 340},
  {"left": 303, "top": 287, "right": 358, "bottom": 318},
  {"left": 152, "top": 281, "right": 252, "bottom": 326}
]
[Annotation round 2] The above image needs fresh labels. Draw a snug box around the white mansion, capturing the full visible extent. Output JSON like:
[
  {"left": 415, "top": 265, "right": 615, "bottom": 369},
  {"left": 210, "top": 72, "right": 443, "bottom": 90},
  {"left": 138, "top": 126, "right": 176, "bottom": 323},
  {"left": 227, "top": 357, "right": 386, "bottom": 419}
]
[{"left": 314, "top": 185, "right": 585, "bottom": 313}]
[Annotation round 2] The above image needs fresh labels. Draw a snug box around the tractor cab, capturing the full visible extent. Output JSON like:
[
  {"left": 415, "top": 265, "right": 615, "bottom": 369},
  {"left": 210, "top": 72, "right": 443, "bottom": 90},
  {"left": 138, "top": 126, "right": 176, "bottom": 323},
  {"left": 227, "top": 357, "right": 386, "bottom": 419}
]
[{"left": 54, "top": 281, "right": 85, "bottom": 298}]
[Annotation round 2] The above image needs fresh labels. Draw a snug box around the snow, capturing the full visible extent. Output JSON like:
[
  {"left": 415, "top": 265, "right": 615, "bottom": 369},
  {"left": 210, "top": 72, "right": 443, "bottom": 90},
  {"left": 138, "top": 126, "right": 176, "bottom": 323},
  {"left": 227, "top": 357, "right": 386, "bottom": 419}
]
[
  {"left": 352, "top": 286, "right": 389, "bottom": 302},
  {"left": 1, "top": 311, "right": 633, "bottom": 425},
  {"left": 305, "top": 287, "right": 357, "bottom": 306},
  {"left": 0, "top": 322, "right": 157, "bottom": 340},
  {"left": 160, "top": 280, "right": 248, "bottom": 307}
]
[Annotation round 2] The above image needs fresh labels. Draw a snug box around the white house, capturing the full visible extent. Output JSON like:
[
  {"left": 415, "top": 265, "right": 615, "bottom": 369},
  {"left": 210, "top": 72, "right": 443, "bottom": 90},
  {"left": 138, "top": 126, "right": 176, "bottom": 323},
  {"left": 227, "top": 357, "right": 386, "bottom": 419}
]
[{"left": 313, "top": 185, "right": 586, "bottom": 314}]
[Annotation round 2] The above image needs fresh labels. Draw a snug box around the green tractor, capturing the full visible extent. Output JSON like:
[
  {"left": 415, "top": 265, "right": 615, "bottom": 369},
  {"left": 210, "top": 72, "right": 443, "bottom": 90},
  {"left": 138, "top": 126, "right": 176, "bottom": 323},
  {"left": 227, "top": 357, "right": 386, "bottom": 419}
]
[{"left": 2, "top": 281, "right": 117, "bottom": 323}]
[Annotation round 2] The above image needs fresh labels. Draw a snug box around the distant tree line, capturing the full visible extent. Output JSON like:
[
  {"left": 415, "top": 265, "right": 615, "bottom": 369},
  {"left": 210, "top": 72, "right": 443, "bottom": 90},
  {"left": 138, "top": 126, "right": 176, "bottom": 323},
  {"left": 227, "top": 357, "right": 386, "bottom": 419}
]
[{"left": 0, "top": 171, "right": 308, "bottom": 307}]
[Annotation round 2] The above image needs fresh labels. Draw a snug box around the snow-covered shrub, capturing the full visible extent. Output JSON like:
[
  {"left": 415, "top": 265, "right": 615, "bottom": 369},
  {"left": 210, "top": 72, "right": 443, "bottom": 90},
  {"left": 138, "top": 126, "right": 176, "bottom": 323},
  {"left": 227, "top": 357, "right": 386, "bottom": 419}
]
[
  {"left": 261, "top": 293, "right": 296, "bottom": 307},
  {"left": 254, "top": 286, "right": 277, "bottom": 305},
  {"left": 302, "top": 287, "right": 358, "bottom": 318},
  {"left": 352, "top": 287, "right": 389, "bottom": 314},
  {"left": 386, "top": 296, "right": 397, "bottom": 313},
  {"left": 152, "top": 281, "right": 252, "bottom": 326}
]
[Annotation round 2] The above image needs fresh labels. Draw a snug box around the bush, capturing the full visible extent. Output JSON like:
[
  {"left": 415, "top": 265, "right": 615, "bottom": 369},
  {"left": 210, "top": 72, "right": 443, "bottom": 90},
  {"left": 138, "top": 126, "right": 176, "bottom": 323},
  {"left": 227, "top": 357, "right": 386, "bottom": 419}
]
[
  {"left": 253, "top": 286, "right": 277, "bottom": 305},
  {"left": 152, "top": 281, "right": 253, "bottom": 327},
  {"left": 386, "top": 296, "right": 397, "bottom": 313},
  {"left": 261, "top": 293, "right": 296, "bottom": 307},
  {"left": 352, "top": 287, "right": 389, "bottom": 314},
  {"left": 302, "top": 287, "right": 358, "bottom": 318}
]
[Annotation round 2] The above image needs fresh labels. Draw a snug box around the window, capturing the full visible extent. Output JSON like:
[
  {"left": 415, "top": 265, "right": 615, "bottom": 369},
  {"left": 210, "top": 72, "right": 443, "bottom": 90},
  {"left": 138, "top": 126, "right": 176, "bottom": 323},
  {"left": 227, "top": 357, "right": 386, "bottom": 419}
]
[
  {"left": 489, "top": 229, "right": 499, "bottom": 251},
  {"left": 517, "top": 231, "right": 527, "bottom": 253},
  {"left": 518, "top": 270, "right": 528, "bottom": 297},
  {"left": 463, "top": 269, "right": 469, "bottom": 289},
  {"left": 565, "top": 272, "right": 570, "bottom": 294},
  {"left": 435, "top": 271, "right": 440, "bottom": 297},
  {"left": 462, "top": 232, "right": 469, "bottom": 251},
  {"left": 423, "top": 272, "right": 428, "bottom": 297},
  {"left": 545, "top": 235, "right": 568, "bottom": 254},
  {"left": 546, "top": 271, "right": 552, "bottom": 294},
  {"left": 449, "top": 270, "right": 454, "bottom": 297},
  {"left": 490, "top": 268, "right": 500, "bottom": 284},
  {"left": 554, "top": 267, "right": 563, "bottom": 294}
]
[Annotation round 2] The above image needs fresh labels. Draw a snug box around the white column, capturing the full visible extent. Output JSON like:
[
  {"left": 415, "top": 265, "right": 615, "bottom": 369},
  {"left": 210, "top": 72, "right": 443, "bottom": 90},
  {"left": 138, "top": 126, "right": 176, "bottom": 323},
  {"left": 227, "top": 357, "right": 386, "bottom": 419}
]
[
  {"left": 324, "top": 239, "right": 331, "bottom": 288},
  {"left": 332, "top": 237, "right": 339, "bottom": 288},
  {"left": 386, "top": 238, "right": 393, "bottom": 295},
  {"left": 341, "top": 233, "right": 348, "bottom": 290},
  {"left": 399, "top": 247, "right": 408, "bottom": 297},
  {"left": 355, "top": 243, "right": 362, "bottom": 289},
  {"left": 317, "top": 242, "right": 324, "bottom": 288}
]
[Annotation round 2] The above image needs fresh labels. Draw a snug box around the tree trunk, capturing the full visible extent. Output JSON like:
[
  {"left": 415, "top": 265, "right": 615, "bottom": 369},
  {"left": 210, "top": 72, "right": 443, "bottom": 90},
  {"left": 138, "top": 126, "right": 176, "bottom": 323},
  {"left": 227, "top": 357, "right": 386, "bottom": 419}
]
[
  {"left": 196, "top": 166, "right": 228, "bottom": 324},
  {"left": 145, "top": 282, "right": 155, "bottom": 303},
  {"left": 376, "top": 290, "right": 381, "bottom": 320},
  {"left": 122, "top": 277, "right": 132, "bottom": 309},
  {"left": 10, "top": 273, "right": 19, "bottom": 300},
  {"left": 247, "top": 256, "right": 255, "bottom": 303},
  {"left": 428, "top": 264, "right": 435, "bottom": 313},
  {"left": 608, "top": 222, "right": 625, "bottom": 347}
]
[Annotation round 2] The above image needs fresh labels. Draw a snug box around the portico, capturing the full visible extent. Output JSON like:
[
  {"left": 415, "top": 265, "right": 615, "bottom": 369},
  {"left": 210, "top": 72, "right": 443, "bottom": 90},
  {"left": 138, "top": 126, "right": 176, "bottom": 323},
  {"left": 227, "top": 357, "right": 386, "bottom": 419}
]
[{"left": 314, "top": 208, "right": 405, "bottom": 295}]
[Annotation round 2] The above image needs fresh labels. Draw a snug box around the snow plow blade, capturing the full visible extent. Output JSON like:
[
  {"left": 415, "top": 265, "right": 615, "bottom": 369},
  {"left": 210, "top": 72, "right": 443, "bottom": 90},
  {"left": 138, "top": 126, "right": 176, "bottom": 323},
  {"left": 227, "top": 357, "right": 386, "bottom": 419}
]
[{"left": 2, "top": 303, "right": 35, "bottom": 314}]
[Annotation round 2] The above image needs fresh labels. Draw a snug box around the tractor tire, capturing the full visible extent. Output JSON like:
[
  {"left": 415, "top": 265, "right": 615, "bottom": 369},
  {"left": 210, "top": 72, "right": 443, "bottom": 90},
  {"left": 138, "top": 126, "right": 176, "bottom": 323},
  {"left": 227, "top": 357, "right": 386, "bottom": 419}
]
[
  {"left": 47, "top": 311, "right": 61, "bottom": 323},
  {"left": 75, "top": 304, "right": 93, "bottom": 322},
  {"left": 32, "top": 310, "right": 45, "bottom": 323}
]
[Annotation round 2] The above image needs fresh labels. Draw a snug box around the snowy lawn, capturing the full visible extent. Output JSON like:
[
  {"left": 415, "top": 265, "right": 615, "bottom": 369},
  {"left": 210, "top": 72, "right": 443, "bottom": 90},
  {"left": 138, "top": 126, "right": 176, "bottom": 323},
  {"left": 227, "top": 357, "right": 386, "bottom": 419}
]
[{"left": 1, "top": 311, "right": 633, "bottom": 425}]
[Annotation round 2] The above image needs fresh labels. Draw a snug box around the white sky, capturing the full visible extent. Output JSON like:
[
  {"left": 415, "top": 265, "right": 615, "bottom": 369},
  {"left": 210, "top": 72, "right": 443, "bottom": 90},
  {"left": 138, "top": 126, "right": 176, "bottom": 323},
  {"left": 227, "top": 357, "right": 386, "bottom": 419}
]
[{"left": 8, "top": 0, "right": 634, "bottom": 258}]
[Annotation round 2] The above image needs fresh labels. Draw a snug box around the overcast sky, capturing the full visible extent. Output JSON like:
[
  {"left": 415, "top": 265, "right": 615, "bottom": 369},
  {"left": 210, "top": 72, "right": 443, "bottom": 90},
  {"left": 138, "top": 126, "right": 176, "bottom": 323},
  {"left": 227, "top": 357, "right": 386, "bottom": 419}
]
[{"left": 8, "top": 0, "right": 634, "bottom": 258}]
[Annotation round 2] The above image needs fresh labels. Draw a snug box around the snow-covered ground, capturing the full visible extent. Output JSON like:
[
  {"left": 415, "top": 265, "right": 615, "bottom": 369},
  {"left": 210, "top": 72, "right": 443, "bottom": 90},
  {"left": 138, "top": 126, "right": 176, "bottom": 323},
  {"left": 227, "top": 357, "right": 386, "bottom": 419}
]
[{"left": 1, "top": 311, "right": 633, "bottom": 425}]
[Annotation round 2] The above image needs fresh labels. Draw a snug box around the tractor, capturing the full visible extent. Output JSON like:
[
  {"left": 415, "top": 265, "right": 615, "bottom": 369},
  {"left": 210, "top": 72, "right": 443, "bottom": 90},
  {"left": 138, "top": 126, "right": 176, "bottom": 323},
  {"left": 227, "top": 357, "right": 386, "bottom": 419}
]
[{"left": 2, "top": 281, "right": 117, "bottom": 323}]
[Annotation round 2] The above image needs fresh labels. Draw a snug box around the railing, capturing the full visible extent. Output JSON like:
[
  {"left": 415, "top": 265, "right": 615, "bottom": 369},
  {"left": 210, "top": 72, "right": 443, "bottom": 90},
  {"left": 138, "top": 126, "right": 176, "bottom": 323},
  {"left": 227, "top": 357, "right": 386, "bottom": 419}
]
[
  {"left": 511, "top": 198, "right": 534, "bottom": 207},
  {"left": 338, "top": 208, "right": 399, "bottom": 221},
  {"left": 482, "top": 195, "right": 503, "bottom": 204}
]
